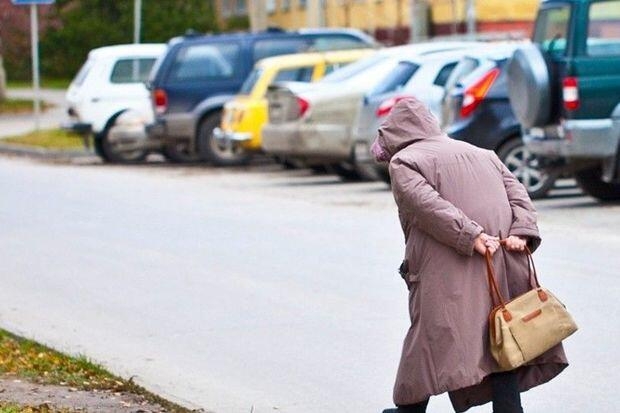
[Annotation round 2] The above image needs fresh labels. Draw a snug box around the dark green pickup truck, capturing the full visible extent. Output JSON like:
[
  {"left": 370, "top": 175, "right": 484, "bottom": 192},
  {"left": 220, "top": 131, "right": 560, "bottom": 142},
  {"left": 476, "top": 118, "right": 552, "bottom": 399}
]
[{"left": 508, "top": 0, "right": 620, "bottom": 200}]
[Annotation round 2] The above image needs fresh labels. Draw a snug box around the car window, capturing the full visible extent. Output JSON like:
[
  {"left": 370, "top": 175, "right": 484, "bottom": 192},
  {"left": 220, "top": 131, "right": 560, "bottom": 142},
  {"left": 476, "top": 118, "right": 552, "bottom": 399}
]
[
  {"left": 110, "top": 58, "right": 157, "bottom": 84},
  {"left": 253, "top": 39, "right": 309, "bottom": 62},
  {"left": 72, "top": 59, "right": 94, "bottom": 87},
  {"left": 168, "top": 43, "right": 240, "bottom": 82},
  {"left": 587, "top": 0, "right": 620, "bottom": 56},
  {"left": 239, "top": 68, "right": 262, "bottom": 94},
  {"left": 443, "top": 57, "right": 479, "bottom": 95},
  {"left": 369, "top": 61, "right": 419, "bottom": 96},
  {"left": 433, "top": 62, "right": 458, "bottom": 87},
  {"left": 310, "top": 35, "right": 367, "bottom": 51},
  {"left": 324, "top": 61, "right": 352, "bottom": 75},
  {"left": 274, "top": 67, "right": 314, "bottom": 82},
  {"left": 533, "top": 5, "right": 572, "bottom": 55}
]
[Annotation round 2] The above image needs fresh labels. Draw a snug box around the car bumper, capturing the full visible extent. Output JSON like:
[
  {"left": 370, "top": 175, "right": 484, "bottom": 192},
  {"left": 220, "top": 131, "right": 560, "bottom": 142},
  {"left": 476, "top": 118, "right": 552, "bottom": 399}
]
[
  {"left": 61, "top": 120, "right": 92, "bottom": 135},
  {"left": 524, "top": 119, "right": 620, "bottom": 159},
  {"left": 262, "top": 123, "right": 351, "bottom": 161},
  {"left": 213, "top": 127, "right": 261, "bottom": 151},
  {"left": 147, "top": 113, "right": 194, "bottom": 142}
]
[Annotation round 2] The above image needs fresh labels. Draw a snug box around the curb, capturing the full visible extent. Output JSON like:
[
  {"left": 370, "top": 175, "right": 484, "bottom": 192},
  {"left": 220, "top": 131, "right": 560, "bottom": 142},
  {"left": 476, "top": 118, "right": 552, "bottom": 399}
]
[{"left": 0, "top": 143, "right": 95, "bottom": 162}]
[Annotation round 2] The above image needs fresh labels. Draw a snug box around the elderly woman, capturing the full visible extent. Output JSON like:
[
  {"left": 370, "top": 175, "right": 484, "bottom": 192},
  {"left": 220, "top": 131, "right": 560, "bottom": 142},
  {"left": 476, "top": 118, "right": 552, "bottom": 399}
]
[{"left": 374, "top": 98, "right": 568, "bottom": 413}]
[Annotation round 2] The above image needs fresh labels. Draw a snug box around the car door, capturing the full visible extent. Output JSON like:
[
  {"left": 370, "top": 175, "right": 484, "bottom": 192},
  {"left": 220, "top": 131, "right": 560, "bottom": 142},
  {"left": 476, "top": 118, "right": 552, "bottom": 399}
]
[{"left": 570, "top": 0, "right": 620, "bottom": 120}]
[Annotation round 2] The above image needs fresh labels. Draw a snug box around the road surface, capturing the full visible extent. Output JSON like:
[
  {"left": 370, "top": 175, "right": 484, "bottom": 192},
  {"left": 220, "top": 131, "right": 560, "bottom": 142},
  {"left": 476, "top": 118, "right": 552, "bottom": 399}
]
[{"left": 0, "top": 157, "right": 618, "bottom": 412}]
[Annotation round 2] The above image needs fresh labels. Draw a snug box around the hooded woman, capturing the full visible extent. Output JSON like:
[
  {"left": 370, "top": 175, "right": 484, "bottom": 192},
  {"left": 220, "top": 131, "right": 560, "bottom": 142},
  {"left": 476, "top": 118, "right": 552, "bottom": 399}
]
[{"left": 373, "top": 98, "right": 568, "bottom": 413}]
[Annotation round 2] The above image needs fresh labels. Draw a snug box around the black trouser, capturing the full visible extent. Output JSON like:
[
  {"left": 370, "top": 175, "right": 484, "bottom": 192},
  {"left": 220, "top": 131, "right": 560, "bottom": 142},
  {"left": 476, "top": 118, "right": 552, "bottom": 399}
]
[{"left": 393, "top": 371, "right": 523, "bottom": 413}]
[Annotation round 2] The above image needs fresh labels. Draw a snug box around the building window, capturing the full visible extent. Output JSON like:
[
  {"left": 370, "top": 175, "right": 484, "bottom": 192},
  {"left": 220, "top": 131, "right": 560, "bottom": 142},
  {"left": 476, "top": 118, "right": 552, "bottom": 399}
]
[
  {"left": 221, "top": 0, "right": 233, "bottom": 17},
  {"left": 267, "top": 0, "right": 276, "bottom": 13},
  {"left": 299, "top": 0, "right": 307, "bottom": 9},
  {"left": 236, "top": 0, "right": 247, "bottom": 14},
  {"left": 281, "top": 0, "right": 290, "bottom": 11}
]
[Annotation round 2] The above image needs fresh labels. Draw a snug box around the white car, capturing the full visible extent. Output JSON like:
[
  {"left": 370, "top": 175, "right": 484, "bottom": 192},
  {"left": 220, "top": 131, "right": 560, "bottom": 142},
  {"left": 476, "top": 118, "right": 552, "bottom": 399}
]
[{"left": 65, "top": 43, "right": 166, "bottom": 162}]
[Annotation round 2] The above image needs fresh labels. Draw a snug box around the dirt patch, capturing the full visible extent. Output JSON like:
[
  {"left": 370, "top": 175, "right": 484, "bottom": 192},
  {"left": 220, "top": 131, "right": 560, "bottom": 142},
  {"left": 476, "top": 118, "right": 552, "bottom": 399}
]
[{"left": 0, "top": 377, "right": 169, "bottom": 412}]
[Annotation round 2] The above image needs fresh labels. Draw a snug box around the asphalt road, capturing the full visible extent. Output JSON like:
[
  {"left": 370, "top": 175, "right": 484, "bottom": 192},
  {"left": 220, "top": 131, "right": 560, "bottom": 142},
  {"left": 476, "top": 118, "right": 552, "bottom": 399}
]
[{"left": 0, "top": 157, "right": 618, "bottom": 413}]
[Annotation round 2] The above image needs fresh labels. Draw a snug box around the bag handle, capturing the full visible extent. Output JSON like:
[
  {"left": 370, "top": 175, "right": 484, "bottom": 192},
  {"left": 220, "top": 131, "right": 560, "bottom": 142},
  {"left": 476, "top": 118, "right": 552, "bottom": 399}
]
[{"left": 485, "top": 240, "right": 541, "bottom": 308}]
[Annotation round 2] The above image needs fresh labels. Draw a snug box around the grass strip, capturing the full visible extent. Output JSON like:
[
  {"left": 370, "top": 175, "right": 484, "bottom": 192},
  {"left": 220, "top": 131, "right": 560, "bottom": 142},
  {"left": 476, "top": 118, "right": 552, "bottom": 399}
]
[
  {"left": 0, "top": 402, "right": 78, "bottom": 413},
  {"left": 1, "top": 129, "right": 84, "bottom": 151},
  {"left": 0, "top": 329, "right": 192, "bottom": 413},
  {"left": 0, "top": 99, "right": 52, "bottom": 115},
  {"left": 6, "top": 79, "right": 71, "bottom": 90}
]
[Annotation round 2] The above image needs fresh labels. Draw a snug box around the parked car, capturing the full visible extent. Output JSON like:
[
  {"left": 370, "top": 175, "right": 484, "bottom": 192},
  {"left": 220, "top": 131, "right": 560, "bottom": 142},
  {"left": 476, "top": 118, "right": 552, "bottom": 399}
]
[
  {"left": 215, "top": 48, "right": 375, "bottom": 164},
  {"left": 440, "top": 43, "right": 558, "bottom": 199},
  {"left": 145, "top": 28, "right": 378, "bottom": 165},
  {"left": 351, "top": 46, "right": 485, "bottom": 181},
  {"left": 262, "top": 41, "right": 479, "bottom": 179},
  {"left": 507, "top": 0, "right": 620, "bottom": 200},
  {"left": 64, "top": 43, "right": 166, "bottom": 163}
]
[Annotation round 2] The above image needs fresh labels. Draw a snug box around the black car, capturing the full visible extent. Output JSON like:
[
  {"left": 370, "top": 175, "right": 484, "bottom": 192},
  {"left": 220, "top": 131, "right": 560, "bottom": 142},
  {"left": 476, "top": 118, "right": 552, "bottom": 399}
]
[
  {"left": 146, "top": 28, "right": 377, "bottom": 164},
  {"left": 442, "top": 44, "right": 558, "bottom": 199}
]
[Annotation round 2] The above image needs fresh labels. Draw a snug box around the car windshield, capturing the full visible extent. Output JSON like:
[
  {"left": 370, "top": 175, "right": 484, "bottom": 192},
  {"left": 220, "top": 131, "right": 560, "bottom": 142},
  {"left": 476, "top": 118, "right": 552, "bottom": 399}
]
[{"left": 533, "top": 5, "right": 572, "bottom": 54}]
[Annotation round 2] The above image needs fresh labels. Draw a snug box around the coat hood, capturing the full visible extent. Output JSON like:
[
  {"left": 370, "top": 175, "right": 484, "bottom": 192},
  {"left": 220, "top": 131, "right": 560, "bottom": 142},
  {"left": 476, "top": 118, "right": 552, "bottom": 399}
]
[{"left": 376, "top": 97, "right": 444, "bottom": 157}]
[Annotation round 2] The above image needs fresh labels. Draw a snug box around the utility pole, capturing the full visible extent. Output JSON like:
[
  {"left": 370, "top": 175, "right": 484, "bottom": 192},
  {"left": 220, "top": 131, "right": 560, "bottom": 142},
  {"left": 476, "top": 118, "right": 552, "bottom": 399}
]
[
  {"left": 134, "top": 0, "right": 142, "bottom": 44},
  {"left": 409, "top": 0, "right": 428, "bottom": 43},
  {"left": 465, "top": 0, "right": 476, "bottom": 38},
  {"left": 306, "top": 0, "right": 322, "bottom": 27},
  {"left": 249, "top": 0, "right": 268, "bottom": 32}
]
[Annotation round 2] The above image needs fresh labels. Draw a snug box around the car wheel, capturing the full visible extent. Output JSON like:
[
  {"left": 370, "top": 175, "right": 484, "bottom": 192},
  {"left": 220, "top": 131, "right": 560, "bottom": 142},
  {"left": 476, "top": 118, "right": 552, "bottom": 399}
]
[
  {"left": 197, "top": 112, "right": 252, "bottom": 166},
  {"left": 575, "top": 166, "right": 620, "bottom": 201},
  {"left": 99, "top": 126, "right": 147, "bottom": 164},
  {"left": 498, "top": 137, "right": 557, "bottom": 199},
  {"left": 332, "top": 163, "right": 363, "bottom": 181},
  {"left": 162, "top": 141, "right": 202, "bottom": 163}
]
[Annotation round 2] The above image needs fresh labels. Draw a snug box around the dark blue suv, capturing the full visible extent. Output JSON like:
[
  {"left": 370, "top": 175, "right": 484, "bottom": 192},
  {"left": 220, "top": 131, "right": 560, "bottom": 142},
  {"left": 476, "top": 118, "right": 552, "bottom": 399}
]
[{"left": 146, "top": 28, "right": 377, "bottom": 164}]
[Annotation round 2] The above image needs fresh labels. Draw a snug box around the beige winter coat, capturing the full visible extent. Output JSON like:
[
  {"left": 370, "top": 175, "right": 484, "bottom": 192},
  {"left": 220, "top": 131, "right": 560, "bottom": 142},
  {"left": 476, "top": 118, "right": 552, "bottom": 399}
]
[{"left": 379, "top": 98, "right": 568, "bottom": 412}]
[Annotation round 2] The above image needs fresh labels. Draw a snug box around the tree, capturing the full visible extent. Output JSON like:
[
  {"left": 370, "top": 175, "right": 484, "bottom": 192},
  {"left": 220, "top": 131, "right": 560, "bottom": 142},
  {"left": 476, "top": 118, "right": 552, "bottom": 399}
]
[{"left": 40, "top": 0, "right": 219, "bottom": 79}]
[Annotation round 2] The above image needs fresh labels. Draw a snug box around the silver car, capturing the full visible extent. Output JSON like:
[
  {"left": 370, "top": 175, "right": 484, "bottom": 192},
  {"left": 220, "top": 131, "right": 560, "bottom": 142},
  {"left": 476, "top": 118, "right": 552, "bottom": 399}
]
[
  {"left": 261, "top": 41, "right": 480, "bottom": 179},
  {"left": 352, "top": 47, "right": 485, "bottom": 181}
]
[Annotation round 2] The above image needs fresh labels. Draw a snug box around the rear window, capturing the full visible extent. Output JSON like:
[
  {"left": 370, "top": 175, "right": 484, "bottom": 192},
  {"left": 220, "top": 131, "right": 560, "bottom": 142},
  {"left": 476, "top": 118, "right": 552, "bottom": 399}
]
[
  {"left": 533, "top": 5, "right": 572, "bottom": 55},
  {"left": 72, "top": 59, "right": 94, "bottom": 87},
  {"left": 587, "top": 0, "right": 620, "bottom": 56},
  {"left": 110, "top": 58, "right": 156, "bottom": 83},
  {"left": 168, "top": 43, "right": 240, "bottom": 82},
  {"left": 368, "top": 61, "right": 419, "bottom": 96},
  {"left": 309, "top": 35, "right": 368, "bottom": 51},
  {"left": 320, "top": 53, "right": 387, "bottom": 83},
  {"left": 443, "top": 57, "right": 479, "bottom": 95}
]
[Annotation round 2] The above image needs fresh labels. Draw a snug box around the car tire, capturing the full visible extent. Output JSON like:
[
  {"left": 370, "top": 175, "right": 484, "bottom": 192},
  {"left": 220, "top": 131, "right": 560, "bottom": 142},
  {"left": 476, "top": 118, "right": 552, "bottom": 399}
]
[
  {"left": 99, "top": 123, "right": 147, "bottom": 164},
  {"left": 575, "top": 166, "right": 620, "bottom": 201},
  {"left": 332, "top": 163, "right": 363, "bottom": 181},
  {"left": 507, "top": 44, "right": 552, "bottom": 129},
  {"left": 197, "top": 112, "right": 252, "bottom": 166},
  {"left": 162, "top": 141, "right": 202, "bottom": 163},
  {"left": 497, "top": 136, "right": 557, "bottom": 199}
]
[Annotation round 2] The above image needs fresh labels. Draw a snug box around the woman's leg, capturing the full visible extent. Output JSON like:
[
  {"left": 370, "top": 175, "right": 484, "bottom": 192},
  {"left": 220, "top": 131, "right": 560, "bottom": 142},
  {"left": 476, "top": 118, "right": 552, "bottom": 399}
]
[{"left": 491, "top": 371, "right": 524, "bottom": 413}]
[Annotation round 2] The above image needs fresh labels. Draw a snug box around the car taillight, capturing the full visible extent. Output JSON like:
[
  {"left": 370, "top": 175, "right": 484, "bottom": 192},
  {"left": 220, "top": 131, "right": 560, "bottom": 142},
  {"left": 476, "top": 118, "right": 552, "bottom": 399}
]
[
  {"left": 563, "top": 77, "right": 579, "bottom": 111},
  {"left": 460, "top": 68, "right": 500, "bottom": 118},
  {"left": 297, "top": 97, "right": 310, "bottom": 118},
  {"left": 153, "top": 89, "right": 168, "bottom": 115},
  {"left": 376, "top": 96, "right": 410, "bottom": 117}
]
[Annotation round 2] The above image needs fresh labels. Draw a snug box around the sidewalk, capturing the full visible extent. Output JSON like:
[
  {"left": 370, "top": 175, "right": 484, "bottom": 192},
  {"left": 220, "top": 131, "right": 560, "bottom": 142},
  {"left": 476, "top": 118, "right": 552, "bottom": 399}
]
[{"left": 0, "top": 88, "right": 66, "bottom": 138}]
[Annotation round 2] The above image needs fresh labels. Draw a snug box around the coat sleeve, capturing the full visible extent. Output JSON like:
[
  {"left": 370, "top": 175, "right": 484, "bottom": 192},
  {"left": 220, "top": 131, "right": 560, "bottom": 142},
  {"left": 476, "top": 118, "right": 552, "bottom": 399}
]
[
  {"left": 494, "top": 155, "right": 542, "bottom": 251},
  {"left": 389, "top": 157, "right": 484, "bottom": 256}
]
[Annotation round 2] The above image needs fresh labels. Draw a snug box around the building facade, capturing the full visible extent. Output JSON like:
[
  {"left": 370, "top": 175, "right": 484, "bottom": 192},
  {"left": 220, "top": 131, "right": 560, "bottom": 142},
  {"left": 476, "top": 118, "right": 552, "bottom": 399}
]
[{"left": 216, "top": 0, "right": 539, "bottom": 44}]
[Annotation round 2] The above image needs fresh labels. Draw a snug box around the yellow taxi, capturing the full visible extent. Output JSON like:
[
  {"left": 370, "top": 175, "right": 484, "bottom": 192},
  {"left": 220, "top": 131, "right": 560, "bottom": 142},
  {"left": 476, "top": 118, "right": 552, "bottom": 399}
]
[{"left": 215, "top": 48, "right": 375, "bottom": 152}]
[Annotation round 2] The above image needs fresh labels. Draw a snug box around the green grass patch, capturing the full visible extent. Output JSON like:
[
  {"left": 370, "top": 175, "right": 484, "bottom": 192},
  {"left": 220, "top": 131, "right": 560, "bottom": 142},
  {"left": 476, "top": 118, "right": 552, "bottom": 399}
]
[
  {"left": 0, "top": 329, "right": 191, "bottom": 412},
  {"left": 6, "top": 79, "right": 71, "bottom": 90},
  {"left": 0, "top": 99, "right": 52, "bottom": 115},
  {"left": 1, "top": 129, "right": 84, "bottom": 151}
]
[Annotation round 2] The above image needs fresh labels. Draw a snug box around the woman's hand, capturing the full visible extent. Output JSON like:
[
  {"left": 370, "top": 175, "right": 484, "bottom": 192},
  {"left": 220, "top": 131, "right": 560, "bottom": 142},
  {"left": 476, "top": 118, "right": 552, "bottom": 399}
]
[
  {"left": 503, "top": 235, "right": 527, "bottom": 252},
  {"left": 474, "top": 233, "right": 500, "bottom": 256}
]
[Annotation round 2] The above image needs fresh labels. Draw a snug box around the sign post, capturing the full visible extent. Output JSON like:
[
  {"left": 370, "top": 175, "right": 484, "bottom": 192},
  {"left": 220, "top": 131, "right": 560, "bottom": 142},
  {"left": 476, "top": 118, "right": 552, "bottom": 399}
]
[{"left": 11, "top": 0, "right": 55, "bottom": 131}]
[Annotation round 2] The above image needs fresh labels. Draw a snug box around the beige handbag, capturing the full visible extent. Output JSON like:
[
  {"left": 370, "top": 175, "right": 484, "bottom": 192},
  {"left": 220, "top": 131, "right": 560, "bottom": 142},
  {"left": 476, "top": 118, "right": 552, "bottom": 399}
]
[{"left": 485, "top": 246, "right": 578, "bottom": 370}]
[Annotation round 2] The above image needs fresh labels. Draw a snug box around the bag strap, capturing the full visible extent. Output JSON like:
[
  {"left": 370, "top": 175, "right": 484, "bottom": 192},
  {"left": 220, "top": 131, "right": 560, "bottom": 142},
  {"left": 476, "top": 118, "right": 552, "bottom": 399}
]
[{"left": 485, "top": 240, "right": 541, "bottom": 308}]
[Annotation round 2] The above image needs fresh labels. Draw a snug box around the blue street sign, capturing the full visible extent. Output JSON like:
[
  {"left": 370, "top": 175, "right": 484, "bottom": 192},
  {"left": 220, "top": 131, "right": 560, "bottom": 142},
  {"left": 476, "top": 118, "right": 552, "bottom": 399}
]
[{"left": 11, "top": 0, "right": 55, "bottom": 4}]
